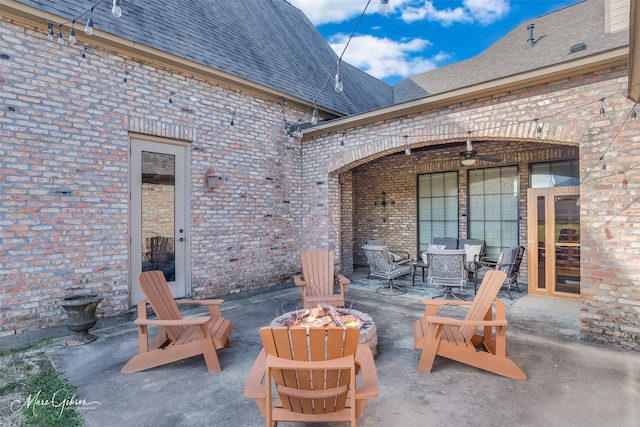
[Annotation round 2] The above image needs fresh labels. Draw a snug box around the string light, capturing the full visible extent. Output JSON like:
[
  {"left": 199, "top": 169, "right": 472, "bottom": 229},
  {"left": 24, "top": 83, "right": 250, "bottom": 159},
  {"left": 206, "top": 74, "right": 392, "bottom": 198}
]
[
  {"left": 295, "top": 0, "right": 372, "bottom": 125},
  {"left": 334, "top": 60, "right": 343, "bottom": 93},
  {"left": 57, "top": 24, "right": 64, "bottom": 45},
  {"left": 169, "top": 91, "right": 175, "bottom": 105},
  {"left": 122, "top": 70, "right": 129, "bottom": 85},
  {"left": 404, "top": 135, "right": 411, "bottom": 155},
  {"left": 85, "top": 9, "right": 94, "bottom": 35},
  {"left": 599, "top": 98, "right": 605, "bottom": 114},
  {"left": 44, "top": 0, "right": 125, "bottom": 44},
  {"left": 69, "top": 22, "right": 77, "bottom": 44},
  {"left": 311, "top": 105, "right": 318, "bottom": 125},
  {"left": 379, "top": 0, "right": 391, "bottom": 15},
  {"left": 601, "top": 156, "right": 606, "bottom": 171},
  {"left": 230, "top": 111, "right": 235, "bottom": 126},
  {"left": 112, "top": 0, "right": 122, "bottom": 18},
  {"left": 535, "top": 118, "right": 543, "bottom": 138},
  {"left": 632, "top": 102, "right": 638, "bottom": 118}
]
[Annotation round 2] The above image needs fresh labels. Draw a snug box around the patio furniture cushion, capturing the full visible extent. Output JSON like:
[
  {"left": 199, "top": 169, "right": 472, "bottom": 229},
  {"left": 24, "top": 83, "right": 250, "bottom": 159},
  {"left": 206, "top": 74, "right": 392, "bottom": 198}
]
[
  {"left": 464, "top": 244, "right": 483, "bottom": 270},
  {"left": 432, "top": 238, "right": 458, "bottom": 250},
  {"left": 428, "top": 244, "right": 447, "bottom": 251}
]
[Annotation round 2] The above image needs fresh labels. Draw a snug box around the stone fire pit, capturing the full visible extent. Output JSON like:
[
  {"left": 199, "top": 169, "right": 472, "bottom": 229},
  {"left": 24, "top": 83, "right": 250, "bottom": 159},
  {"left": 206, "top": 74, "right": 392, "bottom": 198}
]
[{"left": 271, "top": 305, "right": 378, "bottom": 356}]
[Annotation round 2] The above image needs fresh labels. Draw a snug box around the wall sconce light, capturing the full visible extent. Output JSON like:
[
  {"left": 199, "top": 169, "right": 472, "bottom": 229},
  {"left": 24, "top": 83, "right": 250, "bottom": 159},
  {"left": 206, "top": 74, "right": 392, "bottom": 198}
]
[{"left": 205, "top": 167, "right": 219, "bottom": 190}]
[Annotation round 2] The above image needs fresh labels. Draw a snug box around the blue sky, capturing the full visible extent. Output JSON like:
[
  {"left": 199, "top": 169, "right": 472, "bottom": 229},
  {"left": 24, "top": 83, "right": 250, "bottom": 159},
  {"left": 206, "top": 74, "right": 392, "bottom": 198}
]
[{"left": 288, "top": 0, "right": 581, "bottom": 85}]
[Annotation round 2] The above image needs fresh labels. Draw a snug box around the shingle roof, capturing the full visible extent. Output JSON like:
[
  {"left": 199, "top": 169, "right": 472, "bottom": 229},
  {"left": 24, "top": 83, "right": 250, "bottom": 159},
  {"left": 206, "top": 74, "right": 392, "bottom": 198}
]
[
  {"left": 14, "top": 0, "right": 393, "bottom": 116},
  {"left": 394, "top": 0, "right": 629, "bottom": 104}
]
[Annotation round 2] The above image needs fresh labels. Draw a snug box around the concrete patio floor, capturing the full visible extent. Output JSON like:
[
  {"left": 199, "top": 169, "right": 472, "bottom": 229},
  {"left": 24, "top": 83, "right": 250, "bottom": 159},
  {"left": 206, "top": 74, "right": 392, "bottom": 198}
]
[{"left": 45, "top": 271, "right": 640, "bottom": 427}]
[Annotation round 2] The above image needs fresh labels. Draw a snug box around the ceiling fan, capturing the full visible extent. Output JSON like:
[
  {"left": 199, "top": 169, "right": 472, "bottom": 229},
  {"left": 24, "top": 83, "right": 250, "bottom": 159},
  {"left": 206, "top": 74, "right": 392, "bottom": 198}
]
[{"left": 459, "top": 132, "right": 501, "bottom": 166}]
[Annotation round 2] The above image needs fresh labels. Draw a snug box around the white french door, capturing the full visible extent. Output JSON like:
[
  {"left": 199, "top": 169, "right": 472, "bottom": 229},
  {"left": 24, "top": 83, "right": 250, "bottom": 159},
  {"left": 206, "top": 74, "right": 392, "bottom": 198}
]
[{"left": 130, "top": 137, "right": 189, "bottom": 305}]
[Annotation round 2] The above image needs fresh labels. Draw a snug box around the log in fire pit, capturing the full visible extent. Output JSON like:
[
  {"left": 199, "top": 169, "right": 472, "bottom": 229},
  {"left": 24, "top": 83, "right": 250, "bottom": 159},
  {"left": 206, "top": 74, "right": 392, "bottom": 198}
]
[{"left": 271, "top": 305, "right": 378, "bottom": 356}]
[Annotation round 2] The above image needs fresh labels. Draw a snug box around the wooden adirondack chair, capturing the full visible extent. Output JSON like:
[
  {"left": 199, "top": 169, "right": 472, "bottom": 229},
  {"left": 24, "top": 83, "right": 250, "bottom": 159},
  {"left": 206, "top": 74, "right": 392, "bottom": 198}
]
[
  {"left": 412, "top": 269, "right": 527, "bottom": 379},
  {"left": 294, "top": 250, "right": 350, "bottom": 308},
  {"left": 244, "top": 326, "right": 378, "bottom": 427},
  {"left": 121, "top": 270, "right": 233, "bottom": 373}
]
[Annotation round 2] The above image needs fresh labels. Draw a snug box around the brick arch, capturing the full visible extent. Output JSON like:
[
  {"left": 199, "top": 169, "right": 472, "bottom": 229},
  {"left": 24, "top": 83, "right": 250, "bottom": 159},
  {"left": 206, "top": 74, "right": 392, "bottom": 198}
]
[{"left": 326, "top": 121, "right": 584, "bottom": 174}]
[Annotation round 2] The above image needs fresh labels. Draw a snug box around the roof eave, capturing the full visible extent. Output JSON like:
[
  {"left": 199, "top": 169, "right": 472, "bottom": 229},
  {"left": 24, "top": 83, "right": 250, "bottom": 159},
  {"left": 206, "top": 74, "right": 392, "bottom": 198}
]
[{"left": 304, "top": 47, "right": 629, "bottom": 139}]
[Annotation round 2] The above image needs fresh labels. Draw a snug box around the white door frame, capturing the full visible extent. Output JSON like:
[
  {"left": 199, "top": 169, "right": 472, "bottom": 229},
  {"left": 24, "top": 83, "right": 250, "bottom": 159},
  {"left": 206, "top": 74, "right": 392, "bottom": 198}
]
[{"left": 129, "top": 135, "right": 190, "bottom": 305}]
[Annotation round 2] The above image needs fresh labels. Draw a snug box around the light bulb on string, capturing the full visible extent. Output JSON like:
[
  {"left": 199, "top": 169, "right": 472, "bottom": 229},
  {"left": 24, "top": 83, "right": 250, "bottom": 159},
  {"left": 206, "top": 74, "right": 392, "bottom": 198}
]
[
  {"left": 632, "top": 103, "right": 638, "bottom": 119},
  {"left": 378, "top": 0, "right": 391, "bottom": 15},
  {"left": 334, "top": 61, "right": 343, "bottom": 93},
  {"left": 47, "top": 22, "right": 54, "bottom": 41},
  {"left": 81, "top": 47, "right": 87, "bottom": 61},
  {"left": 112, "top": 0, "right": 122, "bottom": 18},
  {"left": 404, "top": 135, "right": 411, "bottom": 155},
  {"left": 535, "top": 119, "right": 543, "bottom": 138},
  {"left": 57, "top": 24, "right": 64, "bottom": 45},
  {"left": 599, "top": 98, "right": 605, "bottom": 115},
  {"left": 600, "top": 156, "right": 606, "bottom": 171},
  {"left": 85, "top": 9, "right": 94, "bottom": 35},
  {"left": 230, "top": 111, "right": 235, "bottom": 126},
  {"left": 122, "top": 70, "right": 129, "bottom": 86},
  {"left": 69, "top": 22, "right": 77, "bottom": 44},
  {"left": 311, "top": 106, "right": 318, "bottom": 125}
]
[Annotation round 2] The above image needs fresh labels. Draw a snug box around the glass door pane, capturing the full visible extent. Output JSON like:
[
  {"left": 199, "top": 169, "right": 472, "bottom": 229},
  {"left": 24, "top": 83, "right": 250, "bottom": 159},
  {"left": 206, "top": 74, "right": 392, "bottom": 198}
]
[
  {"left": 141, "top": 151, "right": 176, "bottom": 283},
  {"left": 554, "top": 195, "right": 580, "bottom": 294},
  {"left": 536, "top": 196, "right": 546, "bottom": 290}
]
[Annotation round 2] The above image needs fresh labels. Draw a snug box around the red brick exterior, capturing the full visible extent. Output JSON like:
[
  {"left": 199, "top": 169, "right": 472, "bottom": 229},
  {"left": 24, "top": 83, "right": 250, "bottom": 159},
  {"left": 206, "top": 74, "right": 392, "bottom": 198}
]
[{"left": 1, "top": 17, "right": 639, "bottom": 350}]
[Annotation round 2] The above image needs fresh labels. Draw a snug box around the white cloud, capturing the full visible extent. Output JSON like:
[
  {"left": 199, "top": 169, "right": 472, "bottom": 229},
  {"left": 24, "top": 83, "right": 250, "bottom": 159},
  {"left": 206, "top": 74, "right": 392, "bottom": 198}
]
[
  {"left": 401, "top": 0, "right": 510, "bottom": 26},
  {"left": 464, "top": 0, "right": 511, "bottom": 25},
  {"left": 329, "top": 34, "right": 445, "bottom": 80},
  {"left": 288, "top": 0, "right": 511, "bottom": 27},
  {"left": 402, "top": 3, "right": 472, "bottom": 26},
  {"left": 286, "top": 0, "right": 376, "bottom": 25}
]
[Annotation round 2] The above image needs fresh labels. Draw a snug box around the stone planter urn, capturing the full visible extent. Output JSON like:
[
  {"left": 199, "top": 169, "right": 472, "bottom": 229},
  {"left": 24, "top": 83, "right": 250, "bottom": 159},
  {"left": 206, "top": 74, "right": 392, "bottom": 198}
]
[{"left": 59, "top": 294, "right": 103, "bottom": 346}]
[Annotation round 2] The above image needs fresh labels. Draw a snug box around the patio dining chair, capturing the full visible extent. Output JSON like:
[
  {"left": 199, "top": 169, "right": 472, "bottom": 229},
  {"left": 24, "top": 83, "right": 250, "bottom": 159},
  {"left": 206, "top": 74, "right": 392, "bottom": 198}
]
[
  {"left": 473, "top": 246, "right": 525, "bottom": 299},
  {"left": 362, "top": 244, "right": 413, "bottom": 295},
  {"left": 425, "top": 249, "right": 468, "bottom": 299}
]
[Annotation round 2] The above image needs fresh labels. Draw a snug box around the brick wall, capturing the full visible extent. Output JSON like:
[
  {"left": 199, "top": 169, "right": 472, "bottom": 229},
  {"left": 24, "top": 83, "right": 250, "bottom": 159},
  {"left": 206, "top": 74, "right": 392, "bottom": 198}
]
[{"left": 0, "top": 18, "right": 304, "bottom": 337}]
